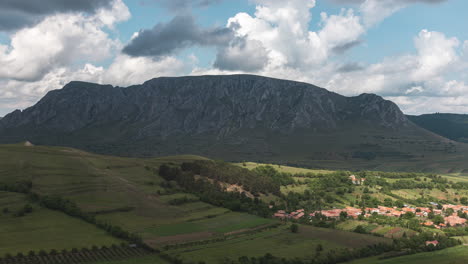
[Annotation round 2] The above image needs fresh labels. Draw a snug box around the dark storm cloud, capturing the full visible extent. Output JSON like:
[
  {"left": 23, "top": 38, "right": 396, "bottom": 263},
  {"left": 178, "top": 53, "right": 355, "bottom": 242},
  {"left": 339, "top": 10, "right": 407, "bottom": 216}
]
[
  {"left": 337, "top": 62, "right": 365, "bottom": 73},
  {"left": 0, "top": 0, "right": 113, "bottom": 31},
  {"left": 332, "top": 40, "right": 362, "bottom": 54},
  {"left": 122, "top": 15, "right": 234, "bottom": 57}
]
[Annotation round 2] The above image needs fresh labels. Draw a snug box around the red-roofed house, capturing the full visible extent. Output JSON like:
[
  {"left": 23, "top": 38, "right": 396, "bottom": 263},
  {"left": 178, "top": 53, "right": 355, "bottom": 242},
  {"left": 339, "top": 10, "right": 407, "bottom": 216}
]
[
  {"left": 425, "top": 240, "right": 439, "bottom": 246},
  {"left": 444, "top": 215, "right": 467, "bottom": 226}
]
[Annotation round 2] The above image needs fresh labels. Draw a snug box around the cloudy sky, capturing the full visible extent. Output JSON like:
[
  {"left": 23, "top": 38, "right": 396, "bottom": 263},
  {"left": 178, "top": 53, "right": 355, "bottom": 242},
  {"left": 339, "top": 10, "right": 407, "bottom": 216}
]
[{"left": 0, "top": 0, "right": 467, "bottom": 116}]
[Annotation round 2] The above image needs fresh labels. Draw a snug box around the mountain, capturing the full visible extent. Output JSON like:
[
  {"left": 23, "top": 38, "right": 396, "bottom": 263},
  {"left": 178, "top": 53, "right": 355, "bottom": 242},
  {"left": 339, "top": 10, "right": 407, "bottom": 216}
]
[
  {"left": 407, "top": 113, "right": 468, "bottom": 143},
  {"left": 0, "top": 74, "right": 465, "bottom": 172}
]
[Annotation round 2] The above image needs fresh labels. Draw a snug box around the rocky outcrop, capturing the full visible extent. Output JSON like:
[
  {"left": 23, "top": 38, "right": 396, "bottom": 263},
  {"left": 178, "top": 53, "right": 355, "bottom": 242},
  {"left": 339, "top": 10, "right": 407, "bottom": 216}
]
[
  {"left": 0, "top": 75, "right": 408, "bottom": 134},
  {"left": 0, "top": 74, "right": 420, "bottom": 161}
]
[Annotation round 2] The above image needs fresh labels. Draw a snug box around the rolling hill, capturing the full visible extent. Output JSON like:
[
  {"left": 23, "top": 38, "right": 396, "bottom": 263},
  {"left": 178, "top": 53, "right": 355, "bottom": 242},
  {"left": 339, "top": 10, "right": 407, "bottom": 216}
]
[
  {"left": 407, "top": 113, "right": 468, "bottom": 143},
  {"left": 1, "top": 143, "right": 466, "bottom": 264},
  {"left": 0, "top": 143, "right": 277, "bottom": 255},
  {"left": 0, "top": 74, "right": 467, "bottom": 172},
  {"left": 0, "top": 143, "right": 397, "bottom": 264}
]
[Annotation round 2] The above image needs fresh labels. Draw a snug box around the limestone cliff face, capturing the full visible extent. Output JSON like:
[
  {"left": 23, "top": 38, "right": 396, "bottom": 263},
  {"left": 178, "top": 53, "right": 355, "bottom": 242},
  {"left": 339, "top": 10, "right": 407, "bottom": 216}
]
[
  {"left": 0, "top": 75, "right": 408, "bottom": 135},
  {"left": 0, "top": 74, "right": 418, "bottom": 160}
]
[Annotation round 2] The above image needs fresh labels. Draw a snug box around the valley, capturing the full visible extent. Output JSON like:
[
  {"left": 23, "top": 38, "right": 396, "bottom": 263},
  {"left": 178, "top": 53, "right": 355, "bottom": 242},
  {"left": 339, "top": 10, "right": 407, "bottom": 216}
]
[
  {"left": 0, "top": 143, "right": 467, "bottom": 264},
  {"left": 1, "top": 75, "right": 467, "bottom": 173},
  {"left": 1, "top": 0, "right": 466, "bottom": 263}
]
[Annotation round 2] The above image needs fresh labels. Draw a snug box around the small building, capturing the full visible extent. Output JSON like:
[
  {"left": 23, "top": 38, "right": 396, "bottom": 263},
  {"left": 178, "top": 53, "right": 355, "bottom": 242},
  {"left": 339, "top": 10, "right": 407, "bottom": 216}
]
[
  {"left": 444, "top": 215, "right": 467, "bottom": 226},
  {"left": 425, "top": 240, "right": 439, "bottom": 247},
  {"left": 422, "top": 221, "right": 434, "bottom": 227},
  {"left": 349, "top": 175, "right": 366, "bottom": 185}
]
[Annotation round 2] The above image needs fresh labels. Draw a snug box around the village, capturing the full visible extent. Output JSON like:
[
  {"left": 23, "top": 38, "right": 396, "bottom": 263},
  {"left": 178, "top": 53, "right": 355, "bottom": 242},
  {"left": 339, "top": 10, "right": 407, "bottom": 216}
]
[
  {"left": 274, "top": 203, "right": 468, "bottom": 229},
  {"left": 274, "top": 174, "right": 468, "bottom": 228}
]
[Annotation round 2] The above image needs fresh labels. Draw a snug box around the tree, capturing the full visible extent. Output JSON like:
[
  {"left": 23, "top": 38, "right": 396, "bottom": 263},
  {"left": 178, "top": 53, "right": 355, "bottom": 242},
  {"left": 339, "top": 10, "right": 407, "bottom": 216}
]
[
  {"left": 384, "top": 198, "right": 393, "bottom": 207},
  {"left": 290, "top": 223, "right": 299, "bottom": 233},
  {"left": 354, "top": 225, "right": 367, "bottom": 234},
  {"left": 23, "top": 204, "right": 33, "bottom": 213},
  {"left": 433, "top": 215, "right": 445, "bottom": 225},
  {"left": 408, "top": 219, "right": 421, "bottom": 231},
  {"left": 316, "top": 244, "right": 323, "bottom": 252},
  {"left": 446, "top": 208, "right": 455, "bottom": 216},
  {"left": 460, "top": 197, "right": 468, "bottom": 205},
  {"left": 403, "top": 212, "right": 415, "bottom": 219},
  {"left": 340, "top": 211, "right": 348, "bottom": 221},
  {"left": 395, "top": 200, "right": 404, "bottom": 208}
]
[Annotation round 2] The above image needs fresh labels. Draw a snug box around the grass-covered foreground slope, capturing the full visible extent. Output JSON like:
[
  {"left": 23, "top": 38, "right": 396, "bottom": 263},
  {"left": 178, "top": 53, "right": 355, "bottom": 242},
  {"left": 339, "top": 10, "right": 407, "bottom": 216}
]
[
  {"left": 0, "top": 143, "right": 276, "bottom": 256},
  {"left": 0, "top": 191, "right": 121, "bottom": 256},
  {"left": 168, "top": 224, "right": 390, "bottom": 264},
  {"left": 1, "top": 142, "right": 466, "bottom": 264}
]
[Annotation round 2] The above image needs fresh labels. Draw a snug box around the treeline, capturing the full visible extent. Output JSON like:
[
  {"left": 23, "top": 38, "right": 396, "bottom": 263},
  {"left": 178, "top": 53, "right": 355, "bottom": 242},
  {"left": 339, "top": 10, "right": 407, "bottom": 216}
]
[
  {"left": 226, "top": 243, "right": 394, "bottom": 264},
  {"left": 178, "top": 161, "right": 284, "bottom": 195},
  {"left": 252, "top": 165, "right": 295, "bottom": 186},
  {"left": 0, "top": 180, "right": 145, "bottom": 247},
  {"left": 0, "top": 180, "right": 32, "bottom": 193},
  {"left": 357, "top": 171, "right": 432, "bottom": 179},
  {"left": 159, "top": 163, "right": 273, "bottom": 217},
  {"left": 393, "top": 233, "right": 461, "bottom": 253},
  {"left": 33, "top": 194, "right": 144, "bottom": 245},
  {"left": 222, "top": 233, "right": 461, "bottom": 264},
  {"left": 363, "top": 174, "right": 468, "bottom": 193},
  {"left": 0, "top": 244, "right": 151, "bottom": 264},
  {"left": 161, "top": 223, "right": 281, "bottom": 251},
  {"left": 168, "top": 196, "right": 199, "bottom": 205}
]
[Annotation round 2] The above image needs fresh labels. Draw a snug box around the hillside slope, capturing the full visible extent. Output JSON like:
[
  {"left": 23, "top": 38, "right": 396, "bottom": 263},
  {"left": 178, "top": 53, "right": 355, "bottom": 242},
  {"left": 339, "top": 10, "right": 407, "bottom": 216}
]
[
  {"left": 0, "top": 74, "right": 465, "bottom": 172},
  {"left": 408, "top": 113, "right": 468, "bottom": 143},
  {"left": 0, "top": 143, "right": 277, "bottom": 249}
]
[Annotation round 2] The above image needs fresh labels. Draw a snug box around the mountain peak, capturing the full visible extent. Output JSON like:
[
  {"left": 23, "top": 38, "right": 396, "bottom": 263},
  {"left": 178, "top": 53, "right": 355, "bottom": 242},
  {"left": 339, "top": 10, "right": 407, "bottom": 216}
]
[{"left": 0, "top": 74, "right": 418, "bottom": 163}]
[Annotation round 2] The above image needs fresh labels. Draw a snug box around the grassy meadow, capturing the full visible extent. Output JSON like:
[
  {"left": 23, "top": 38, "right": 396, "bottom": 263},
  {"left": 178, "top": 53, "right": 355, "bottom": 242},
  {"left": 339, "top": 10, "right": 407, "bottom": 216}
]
[
  {"left": 168, "top": 224, "right": 390, "bottom": 264},
  {"left": 1, "top": 142, "right": 467, "bottom": 264},
  {"left": 0, "top": 143, "right": 278, "bottom": 255},
  {"left": 0, "top": 192, "right": 121, "bottom": 256},
  {"left": 235, "top": 162, "right": 335, "bottom": 175},
  {"left": 350, "top": 245, "right": 468, "bottom": 264}
]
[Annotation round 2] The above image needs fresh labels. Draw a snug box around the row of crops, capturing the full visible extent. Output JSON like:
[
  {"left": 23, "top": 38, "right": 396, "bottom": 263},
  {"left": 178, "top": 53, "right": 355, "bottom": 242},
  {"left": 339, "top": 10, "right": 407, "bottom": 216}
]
[{"left": 0, "top": 245, "right": 151, "bottom": 264}]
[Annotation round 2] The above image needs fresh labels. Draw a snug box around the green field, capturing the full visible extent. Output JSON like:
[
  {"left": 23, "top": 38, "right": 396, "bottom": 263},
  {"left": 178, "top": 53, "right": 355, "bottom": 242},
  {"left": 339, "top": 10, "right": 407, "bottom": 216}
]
[
  {"left": 235, "top": 162, "right": 335, "bottom": 175},
  {"left": 1, "top": 143, "right": 467, "bottom": 264},
  {"left": 337, "top": 220, "right": 417, "bottom": 239},
  {"left": 0, "top": 192, "right": 121, "bottom": 256},
  {"left": 453, "top": 236, "right": 468, "bottom": 244},
  {"left": 0, "top": 144, "right": 277, "bottom": 255},
  {"left": 351, "top": 245, "right": 468, "bottom": 264},
  {"left": 168, "top": 224, "right": 390, "bottom": 263}
]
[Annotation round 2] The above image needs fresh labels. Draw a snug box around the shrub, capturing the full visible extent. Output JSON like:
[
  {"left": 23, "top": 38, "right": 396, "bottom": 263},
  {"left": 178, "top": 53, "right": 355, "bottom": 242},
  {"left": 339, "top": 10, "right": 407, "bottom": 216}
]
[{"left": 290, "top": 223, "right": 299, "bottom": 233}]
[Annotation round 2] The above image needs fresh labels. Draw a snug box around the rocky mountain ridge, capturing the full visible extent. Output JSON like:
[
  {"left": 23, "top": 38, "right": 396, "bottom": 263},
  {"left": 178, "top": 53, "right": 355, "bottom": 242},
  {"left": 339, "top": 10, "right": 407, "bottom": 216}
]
[
  {"left": 0, "top": 75, "right": 408, "bottom": 134},
  {"left": 0, "top": 74, "right": 460, "bottom": 171}
]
